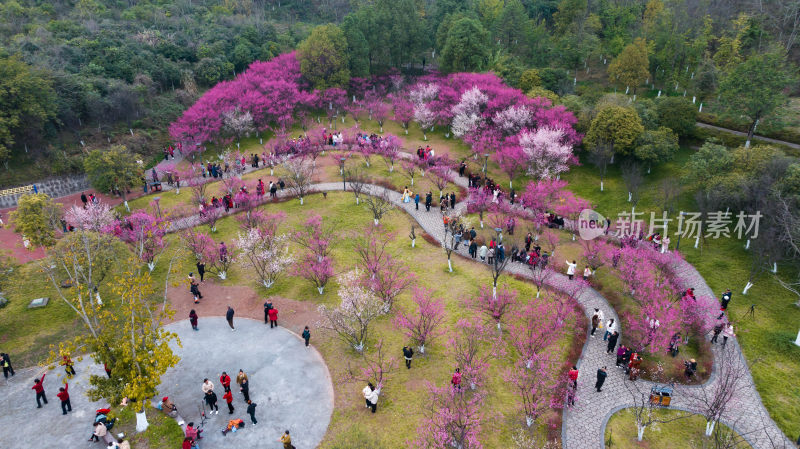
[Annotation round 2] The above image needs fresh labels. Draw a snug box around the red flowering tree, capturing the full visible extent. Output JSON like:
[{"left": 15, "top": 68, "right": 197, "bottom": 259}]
[
  {"left": 389, "top": 93, "right": 414, "bottom": 134},
  {"left": 413, "top": 383, "right": 485, "bottom": 449},
  {"left": 467, "top": 285, "right": 518, "bottom": 331},
  {"left": 292, "top": 214, "right": 335, "bottom": 294},
  {"left": 107, "top": 210, "right": 168, "bottom": 271}
]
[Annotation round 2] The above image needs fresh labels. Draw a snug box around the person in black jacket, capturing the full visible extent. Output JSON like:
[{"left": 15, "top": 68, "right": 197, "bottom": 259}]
[
  {"left": 595, "top": 367, "right": 607, "bottom": 392},
  {"left": 196, "top": 262, "right": 205, "bottom": 282},
  {"left": 606, "top": 331, "right": 619, "bottom": 354},
  {"left": 246, "top": 400, "right": 257, "bottom": 425},
  {"left": 226, "top": 306, "right": 235, "bottom": 331},
  {"left": 449, "top": 192, "right": 456, "bottom": 209},
  {"left": 263, "top": 301, "right": 273, "bottom": 324},
  {"left": 425, "top": 192, "right": 432, "bottom": 212},
  {"left": 403, "top": 346, "right": 414, "bottom": 369},
  {"left": 1, "top": 353, "right": 14, "bottom": 378},
  {"left": 302, "top": 326, "right": 311, "bottom": 347}
]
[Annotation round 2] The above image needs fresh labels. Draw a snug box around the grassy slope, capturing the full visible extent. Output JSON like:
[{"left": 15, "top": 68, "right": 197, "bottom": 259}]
[{"left": 604, "top": 408, "right": 751, "bottom": 449}]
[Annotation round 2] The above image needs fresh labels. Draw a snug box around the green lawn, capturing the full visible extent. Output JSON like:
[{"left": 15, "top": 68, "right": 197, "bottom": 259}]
[{"left": 605, "top": 408, "right": 751, "bottom": 449}]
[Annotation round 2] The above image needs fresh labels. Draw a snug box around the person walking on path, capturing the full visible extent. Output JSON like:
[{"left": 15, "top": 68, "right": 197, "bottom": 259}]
[
  {"left": 189, "top": 310, "right": 199, "bottom": 331},
  {"left": 189, "top": 273, "right": 202, "bottom": 304},
  {"left": 451, "top": 368, "right": 462, "bottom": 391},
  {"left": 403, "top": 346, "right": 414, "bottom": 369},
  {"left": 414, "top": 193, "right": 420, "bottom": 210},
  {"left": 606, "top": 331, "right": 619, "bottom": 354},
  {"left": 32, "top": 372, "right": 47, "bottom": 408},
  {"left": 263, "top": 300, "right": 273, "bottom": 324},
  {"left": 590, "top": 311, "right": 600, "bottom": 337},
  {"left": 246, "top": 400, "right": 257, "bottom": 425},
  {"left": 268, "top": 307, "right": 278, "bottom": 328},
  {"left": 302, "top": 326, "right": 311, "bottom": 347},
  {"left": 57, "top": 382, "right": 72, "bottom": 415},
  {"left": 61, "top": 355, "right": 76, "bottom": 377},
  {"left": 425, "top": 192, "right": 432, "bottom": 212},
  {"left": 566, "top": 260, "right": 577, "bottom": 280},
  {"left": 722, "top": 323, "right": 735, "bottom": 346},
  {"left": 279, "top": 430, "right": 294, "bottom": 449},
  {"left": 568, "top": 365, "right": 579, "bottom": 390},
  {"left": 1, "top": 352, "right": 15, "bottom": 379},
  {"left": 717, "top": 288, "right": 732, "bottom": 319},
  {"left": 220, "top": 372, "right": 231, "bottom": 393},
  {"left": 711, "top": 322, "right": 723, "bottom": 344},
  {"left": 223, "top": 390, "right": 234, "bottom": 414},
  {"left": 595, "top": 367, "right": 607, "bottom": 392},
  {"left": 226, "top": 306, "right": 235, "bottom": 331},
  {"left": 615, "top": 344, "right": 627, "bottom": 367},
  {"left": 603, "top": 319, "right": 616, "bottom": 341}
]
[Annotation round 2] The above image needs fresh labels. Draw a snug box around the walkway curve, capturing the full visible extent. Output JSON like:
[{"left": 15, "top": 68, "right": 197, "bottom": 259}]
[{"left": 135, "top": 157, "right": 793, "bottom": 448}]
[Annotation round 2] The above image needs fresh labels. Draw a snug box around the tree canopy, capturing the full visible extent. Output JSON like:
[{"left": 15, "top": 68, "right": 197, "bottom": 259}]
[{"left": 298, "top": 24, "right": 351, "bottom": 90}]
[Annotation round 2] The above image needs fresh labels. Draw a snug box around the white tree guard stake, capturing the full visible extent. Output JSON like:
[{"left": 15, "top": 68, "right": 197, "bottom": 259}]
[
  {"left": 794, "top": 328, "right": 800, "bottom": 346},
  {"left": 418, "top": 344, "right": 425, "bottom": 354},
  {"left": 745, "top": 239, "right": 750, "bottom": 250},
  {"left": 299, "top": 197, "right": 304, "bottom": 205},
  {"left": 147, "top": 262, "right": 156, "bottom": 272},
  {"left": 628, "top": 192, "right": 632, "bottom": 202},
  {"left": 218, "top": 270, "right": 227, "bottom": 280},
  {"left": 600, "top": 181, "right": 604, "bottom": 191},
  {"left": 124, "top": 201, "right": 130, "bottom": 212},
  {"left": 447, "top": 259, "right": 453, "bottom": 273},
  {"left": 742, "top": 282, "right": 754, "bottom": 295},
  {"left": 318, "top": 286, "right": 324, "bottom": 295},
  {"left": 411, "top": 238, "right": 416, "bottom": 248}
]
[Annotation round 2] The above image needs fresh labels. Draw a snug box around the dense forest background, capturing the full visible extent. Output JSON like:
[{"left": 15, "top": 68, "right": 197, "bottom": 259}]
[{"left": 2, "top": 0, "right": 799, "bottom": 186}]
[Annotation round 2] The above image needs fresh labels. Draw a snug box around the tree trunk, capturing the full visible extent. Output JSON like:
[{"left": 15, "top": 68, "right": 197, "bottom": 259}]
[
  {"left": 705, "top": 420, "right": 716, "bottom": 436},
  {"left": 742, "top": 282, "right": 754, "bottom": 295},
  {"left": 600, "top": 181, "right": 604, "bottom": 191},
  {"left": 411, "top": 238, "right": 416, "bottom": 248},
  {"left": 299, "top": 197, "right": 304, "bottom": 205},
  {"left": 637, "top": 424, "right": 646, "bottom": 441},
  {"left": 317, "top": 286, "right": 325, "bottom": 295},
  {"left": 447, "top": 258, "right": 453, "bottom": 272},
  {"left": 136, "top": 409, "right": 149, "bottom": 432},
  {"left": 418, "top": 344, "right": 425, "bottom": 354}
]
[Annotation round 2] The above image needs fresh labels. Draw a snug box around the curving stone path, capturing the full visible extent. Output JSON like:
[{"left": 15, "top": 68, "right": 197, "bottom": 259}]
[{"left": 118, "top": 151, "right": 794, "bottom": 448}]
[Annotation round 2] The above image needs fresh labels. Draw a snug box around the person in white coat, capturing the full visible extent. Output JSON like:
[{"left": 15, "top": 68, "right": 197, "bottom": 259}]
[
  {"left": 363, "top": 383, "right": 379, "bottom": 413},
  {"left": 566, "top": 260, "right": 577, "bottom": 280},
  {"left": 603, "top": 318, "right": 616, "bottom": 341}
]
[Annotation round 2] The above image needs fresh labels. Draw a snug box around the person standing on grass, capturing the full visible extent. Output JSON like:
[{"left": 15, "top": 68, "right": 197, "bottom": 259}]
[
  {"left": 302, "top": 326, "right": 311, "bottom": 347},
  {"left": 717, "top": 288, "right": 732, "bottom": 319},
  {"left": 264, "top": 300, "right": 273, "bottom": 324},
  {"left": 268, "top": 307, "right": 278, "bottom": 328},
  {"left": 566, "top": 260, "right": 577, "bottom": 280},
  {"left": 722, "top": 323, "right": 735, "bottom": 346},
  {"left": 223, "top": 389, "right": 234, "bottom": 414},
  {"left": 226, "top": 306, "right": 235, "bottom": 331},
  {"left": 403, "top": 346, "right": 414, "bottom": 369},
  {"left": 246, "top": 400, "right": 257, "bottom": 425},
  {"left": 32, "top": 372, "right": 47, "bottom": 408},
  {"left": 57, "top": 382, "right": 72, "bottom": 414},
  {"left": 603, "top": 319, "right": 616, "bottom": 341},
  {"left": 366, "top": 384, "right": 379, "bottom": 414},
  {"left": 362, "top": 382, "right": 374, "bottom": 409},
  {"left": 196, "top": 262, "right": 205, "bottom": 283},
  {"left": 595, "top": 367, "right": 607, "bottom": 392},
  {"left": 189, "top": 310, "right": 199, "bottom": 331},
  {"left": 220, "top": 372, "right": 231, "bottom": 393},
  {"left": 1, "top": 352, "right": 15, "bottom": 378},
  {"left": 606, "top": 331, "right": 619, "bottom": 354},
  {"left": 451, "top": 368, "right": 462, "bottom": 391}
]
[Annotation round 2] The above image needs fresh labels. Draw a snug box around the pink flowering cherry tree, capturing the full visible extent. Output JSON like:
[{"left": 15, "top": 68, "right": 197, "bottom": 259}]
[
  {"left": 468, "top": 285, "right": 518, "bottom": 331},
  {"left": 389, "top": 93, "right": 414, "bottom": 134},
  {"left": 518, "top": 127, "right": 576, "bottom": 180},
  {"left": 494, "top": 143, "right": 526, "bottom": 189},
  {"left": 451, "top": 87, "right": 488, "bottom": 138},
  {"left": 394, "top": 286, "right": 446, "bottom": 354},
  {"left": 108, "top": 210, "right": 168, "bottom": 271},
  {"left": 448, "top": 318, "right": 502, "bottom": 391},
  {"left": 65, "top": 201, "right": 114, "bottom": 232},
  {"left": 466, "top": 188, "right": 492, "bottom": 228},
  {"left": 354, "top": 226, "right": 414, "bottom": 312},
  {"left": 292, "top": 214, "right": 335, "bottom": 294},
  {"left": 318, "top": 269, "right": 385, "bottom": 352},
  {"left": 413, "top": 383, "right": 485, "bottom": 449}
]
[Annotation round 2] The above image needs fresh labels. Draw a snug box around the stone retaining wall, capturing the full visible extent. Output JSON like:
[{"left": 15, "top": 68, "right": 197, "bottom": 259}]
[{"left": 0, "top": 175, "right": 89, "bottom": 209}]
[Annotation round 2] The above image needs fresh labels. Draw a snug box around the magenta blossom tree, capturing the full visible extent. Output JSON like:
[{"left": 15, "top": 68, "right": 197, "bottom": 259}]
[
  {"left": 377, "top": 134, "right": 402, "bottom": 172},
  {"left": 466, "top": 188, "right": 492, "bottom": 228},
  {"left": 107, "top": 210, "right": 168, "bottom": 271},
  {"left": 519, "top": 179, "right": 568, "bottom": 218},
  {"left": 448, "top": 318, "right": 502, "bottom": 390},
  {"left": 468, "top": 285, "right": 518, "bottom": 331},
  {"left": 413, "top": 383, "right": 485, "bottom": 449},
  {"left": 494, "top": 143, "right": 526, "bottom": 189},
  {"left": 394, "top": 286, "right": 446, "bottom": 354},
  {"left": 292, "top": 214, "right": 335, "bottom": 294},
  {"left": 353, "top": 226, "right": 414, "bottom": 311},
  {"left": 390, "top": 93, "right": 414, "bottom": 134},
  {"left": 504, "top": 352, "right": 556, "bottom": 427}
]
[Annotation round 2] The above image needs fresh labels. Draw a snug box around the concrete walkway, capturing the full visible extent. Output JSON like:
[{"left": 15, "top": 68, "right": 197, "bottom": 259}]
[{"left": 0, "top": 318, "right": 333, "bottom": 449}]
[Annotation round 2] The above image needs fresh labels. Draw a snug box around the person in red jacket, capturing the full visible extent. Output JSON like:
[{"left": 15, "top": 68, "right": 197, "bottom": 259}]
[
  {"left": 220, "top": 372, "right": 231, "bottom": 393},
  {"left": 567, "top": 365, "right": 579, "bottom": 389},
  {"left": 450, "top": 368, "right": 462, "bottom": 391},
  {"left": 222, "top": 390, "right": 234, "bottom": 414},
  {"left": 57, "top": 382, "right": 72, "bottom": 415},
  {"left": 32, "top": 372, "right": 47, "bottom": 408},
  {"left": 268, "top": 307, "right": 278, "bottom": 329}
]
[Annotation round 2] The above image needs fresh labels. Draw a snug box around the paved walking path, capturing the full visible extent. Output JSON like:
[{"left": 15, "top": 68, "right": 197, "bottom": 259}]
[
  {"left": 161, "top": 176, "right": 793, "bottom": 448},
  {"left": 696, "top": 122, "right": 800, "bottom": 150},
  {"left": 0, "top": 318, "right": 333, "bottom": 449}
]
